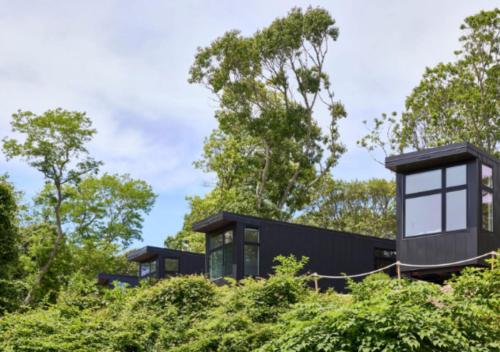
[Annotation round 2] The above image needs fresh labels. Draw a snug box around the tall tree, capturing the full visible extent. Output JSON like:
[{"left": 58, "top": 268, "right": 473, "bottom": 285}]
[
  {"left": 0, "top": 178, "right": 19, "bottom": 279},
  {"left": 2, "top": 109, "right": 101, "bottom": 304},
  {"left": 34, "top": 173, "right": 157, "bottom": 247},
  {"left": 297, "top": 177, "right": 396, "bottom": 239},
  {"left": 189, "top": 7, "right": 346, "bottom": 219},
  {"left": 359, "top": 9, "right": 499, "bottom": 158}
]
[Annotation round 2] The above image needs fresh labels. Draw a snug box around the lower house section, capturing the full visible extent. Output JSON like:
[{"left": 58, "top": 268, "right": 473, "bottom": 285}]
[
  {"left": 97, "top": 273, "right": 139, "bottom": 288},
  {"left": 193, "top": 212, "right": 396, "bottom": 292},
  {"left": 97, "top": 246, "right": 205, "bottom": 287}
]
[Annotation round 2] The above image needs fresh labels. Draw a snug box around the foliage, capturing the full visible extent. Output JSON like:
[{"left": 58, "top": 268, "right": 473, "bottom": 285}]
[
  {"left": 298, "top": 177, "right": 396, "bottom": 238},
  {"left": 359, "top": 9, "right": 500, "bottom": 158},
  {"left": 0, "top": 178, "right": 19, "bottom": 279},
  {"left": 0, "top": 256, "right": 498, "bottom": 351},
  {"left": 189, "top": 7, "right": 346, "bottom": 220},
  {"left": 34, "top": 173, "right": 157, "bottom": 247}
]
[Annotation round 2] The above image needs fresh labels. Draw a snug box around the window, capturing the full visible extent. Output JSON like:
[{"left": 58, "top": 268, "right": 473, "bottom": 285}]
[
  {"left": 244, "top": 227, "right": 259, "bottom": 277},
  {"left": 405, "top": 194, "right": 442, "bottom": 236},
  {"left": 139, "top": 260, "right": 157, "bottom": 278},
  {"left": 374, "top": 248, "right": 396, "bottom": 270},
  {"left": 446, "top": 190, "right": 467, "bottom": 231},
  {"left": 406, "top": 169, "right": 441, "bottom": 194},
  {"left": 481, "top": 164, "right": 494, "bottom": 232},
  {"left": 404, "top": 164, "right": 467, "bottom": 236},
  {"left": 208, "top": 230, "right": 234, "bottom": 279},
  {"left": 165, "top": 258, "right": 179, "bottom": 274}
]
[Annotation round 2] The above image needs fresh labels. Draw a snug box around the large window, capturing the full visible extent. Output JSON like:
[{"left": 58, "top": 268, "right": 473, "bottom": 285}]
[
  {"left": 481, "top": 164, "right": 494, "bottom": 232},
  {"left": 404, "top": 164, "right": 467, "bottom": 236},
  {"left": 165, "top": 258, "right": 179, "bottom": 275},
  {"left": 244, "top": 227, "right": 259, "bottom": 277},
  {"left": 208, "top": 230, "right": 234, "bottom": 279},
  {"left": 139, "top": 260, "right": 157, "bottom": 278}
]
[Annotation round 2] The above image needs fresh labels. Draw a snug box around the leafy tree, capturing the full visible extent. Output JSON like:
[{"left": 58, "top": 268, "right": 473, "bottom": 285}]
[
  {"left": 189, "top": 7, "right": 346, "bottom": 219},
  {"left": 34, "top": 173, "right": 157, "bottom": 247},
  {"left": 359, "top": 9, "right": 500, "bottom": 158},
  {"left": 298, "top": 177, "right": 396, "bottom": 238},
  {"left": 2, "top": 108, "right": 101, "bottom": 304},
  {"left": 0, "top": 178, "right": 19, "bottom": 279}
]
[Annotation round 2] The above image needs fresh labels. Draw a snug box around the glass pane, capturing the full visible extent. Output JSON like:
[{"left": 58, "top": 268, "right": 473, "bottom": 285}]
[
  {"left": 244, "top": 228, "right": 259, "bottom": 243},
  {"left": 405, "top": 194, "right": 442, "bottom": 236},
  {"left": 223, "top": 242, "right": 234, "bottom": 277},
  {"left": 405, "top": 169, "right": 441, "bottom": 194},
  {"left": 165, "top": 258, "right": 179, "bottom": 273},
  {"left": 140, "top": 263, "right": 151, "bottom": 277},
  {"left": 209, "top": 233, "right": 223, "bottom": 249},
  {"left": 446, "top": 165, "right": 466, "bottom": 188},
  {"left": 150, "top": 260, "right": 156, "bottom": 273},
  {"left": 482, "top": 164, "right": 493, "bottom": 188},
  {"left": 224, "top": 230, "right": 233, "bottom": 244},
  {"left": 482, "top": 190, "right": 493, "bottom": 232},
  {"left": 244, "top": 244, "right": 259, "bottom": 276},
  {"left": 446, "top": 190, "right": 467, "bottom": 231},
  {"left": 209, "top": 249, "right": 223, "bottom": 279}
]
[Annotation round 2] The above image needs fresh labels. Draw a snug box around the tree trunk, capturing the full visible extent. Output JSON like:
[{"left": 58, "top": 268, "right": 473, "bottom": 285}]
[{"left": 24, "top": 181, "right": 65, "bottom": 305}]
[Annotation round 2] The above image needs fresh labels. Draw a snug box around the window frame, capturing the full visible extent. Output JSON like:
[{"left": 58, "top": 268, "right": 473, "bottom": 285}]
[
  {"left": 207, "top": 228, "right": 234, "bottom": 280},
  {"left": 403, "top": 163, "right": 468, "bottom": 238},
  {"left": 139, "top": 259, "right": 158, "bottom": 278},
  {"left": 481, "top": 163, "right": 494, "bottom": 232},
  {"left": 243, "top": 227, "right": 260, "bottom": 277},
  {"left": 164, "top": 257, "right": 180, "bottom": 276}
]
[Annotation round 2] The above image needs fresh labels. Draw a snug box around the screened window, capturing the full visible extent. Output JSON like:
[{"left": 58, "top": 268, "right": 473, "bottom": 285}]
[
  {"left": 244, "top": 227, "right": 259, "bottom": 277},
  {"left": 208, "top": 230, "right": 234, "bottom": 279},
  {"left": 139, "top": 260, "right": 157, "bottom": 278},
  {"left": 481, "top": 164, "right": 494, "bottom": 232},
  {"left": 165, "top": 258, "right": 179, "bottom": 274},
  {"left": 404, "top": 164, "right": 467, "bottom": 236}
]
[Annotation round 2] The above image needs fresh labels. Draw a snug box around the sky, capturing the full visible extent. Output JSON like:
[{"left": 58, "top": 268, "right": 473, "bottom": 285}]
[{"left": 0, "top": 0, "right": 495, "bottom": 247}]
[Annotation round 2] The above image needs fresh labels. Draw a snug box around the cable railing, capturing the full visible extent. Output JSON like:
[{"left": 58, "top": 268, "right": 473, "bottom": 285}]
[{"left": 310, "top": 250, "right": 498, "bottom": 291}]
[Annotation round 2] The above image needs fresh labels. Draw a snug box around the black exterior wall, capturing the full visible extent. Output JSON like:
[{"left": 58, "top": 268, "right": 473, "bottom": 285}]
[
  {"left": 386, "top": 143, "right": 500, "bottom": 279},
  {"left": 193, "top": 212, "right": 396, "bottom": 292},
  {"left": 128, "top": 246, "right": 205, "bottom": 280}
]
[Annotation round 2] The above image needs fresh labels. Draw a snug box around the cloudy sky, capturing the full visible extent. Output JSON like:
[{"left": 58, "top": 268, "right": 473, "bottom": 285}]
[{"left": 0, "top": 0, "right": 494, "bottom": 247}]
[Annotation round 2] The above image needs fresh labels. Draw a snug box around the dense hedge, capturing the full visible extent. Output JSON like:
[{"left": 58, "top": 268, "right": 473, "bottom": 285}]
[{"left": 0, "top": 256, "right": 498, "bottom": 352}]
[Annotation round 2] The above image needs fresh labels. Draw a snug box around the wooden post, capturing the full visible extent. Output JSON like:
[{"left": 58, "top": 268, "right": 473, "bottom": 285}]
[
  {"left": 312, "top": 273, "right": 319, "bottom": 293},
  {"left": 396, "top": 261, "right": 401, "bottom": 287}
]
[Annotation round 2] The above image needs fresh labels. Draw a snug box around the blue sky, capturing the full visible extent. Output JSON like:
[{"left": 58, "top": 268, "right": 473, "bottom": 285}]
[{"left": 0, "top": 0, "right": 494, "bottom": 247}]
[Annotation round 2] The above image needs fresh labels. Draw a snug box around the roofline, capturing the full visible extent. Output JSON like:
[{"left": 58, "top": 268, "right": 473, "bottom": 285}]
[
  {"left": 193, "top": 211, "right": 395, "bottom": 243},
  {"left": 385, "top": 143, "right": 500, "bottom": 172},
  {"left": 127, "top": 246, "right": 204, "bottom": 261}
]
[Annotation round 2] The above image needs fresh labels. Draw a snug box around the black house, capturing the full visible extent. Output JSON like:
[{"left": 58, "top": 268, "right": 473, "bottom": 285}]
[
  {"left": 97, "top": 247, "right": 205, "bottom": 287},
  {"left": 385, "top": 143, "right": 499, "bottom": 281},
  {"left": 192, "top": 212, "right": 396, "bottom": 291}
]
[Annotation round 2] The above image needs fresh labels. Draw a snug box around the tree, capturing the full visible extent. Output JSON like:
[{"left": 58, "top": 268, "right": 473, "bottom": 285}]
[
  {"left": 297, "top": 177, "right": 396, "bottom": 238},
  {"left": 189, "top": 7, "right": 346, "bottom": 220},
  {"left": 0, "top": 178, "right": 19, "bottom": 279},
  {"left": 359, "top": 9, "right": 500, "bottom": 158},
  {"left": 34, "top": 173, "right": 157, "bottom": 247},
  {"left": 2, "top": 108, "right": 101, "bottom": 304}
]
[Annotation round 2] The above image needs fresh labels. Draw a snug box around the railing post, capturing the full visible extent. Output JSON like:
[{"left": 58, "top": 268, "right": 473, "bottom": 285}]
[
  {"left": 396, "top": 261, "right": 401, "bottom": 287},
  {"left": 312, "top": 273, "right": 319, "bottom": 293},
  {"left": 491, "top": 251, "right": 496, "bottom": 270}
]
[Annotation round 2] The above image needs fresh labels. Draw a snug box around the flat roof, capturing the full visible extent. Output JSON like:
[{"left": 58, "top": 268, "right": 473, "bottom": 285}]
[
  {"left": 385, "top": 143, "right": 499, "bottom": 173},
  {"left": 192, "top": 211, "right": 395, "bottom": 243},
  {"left": 127, "top": 246, "right": 204, "bottom": 262}
]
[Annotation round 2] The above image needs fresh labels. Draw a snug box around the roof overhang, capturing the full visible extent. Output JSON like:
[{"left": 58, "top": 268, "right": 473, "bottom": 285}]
[
  {"left": 127, "top": 246, "right": 204, "bottom": 262},
  {"left": 385, "top": 143, "right": 499, "bottom": 173}
]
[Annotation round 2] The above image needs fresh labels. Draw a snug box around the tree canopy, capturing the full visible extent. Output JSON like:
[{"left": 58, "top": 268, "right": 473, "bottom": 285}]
[{"left": 359, "top": 9, "right": 499, "bottom": 158}]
